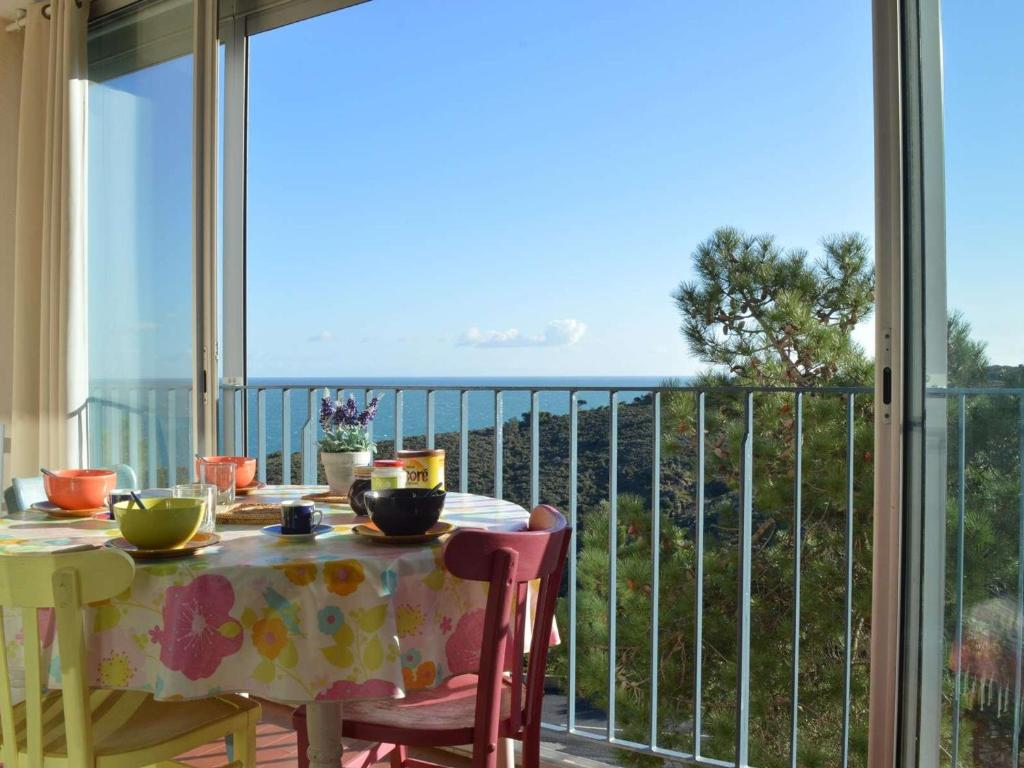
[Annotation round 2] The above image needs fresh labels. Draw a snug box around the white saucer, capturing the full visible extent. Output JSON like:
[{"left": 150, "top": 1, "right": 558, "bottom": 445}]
[{"left": 260, "top": 523, "right": 332, "bottom": 542}]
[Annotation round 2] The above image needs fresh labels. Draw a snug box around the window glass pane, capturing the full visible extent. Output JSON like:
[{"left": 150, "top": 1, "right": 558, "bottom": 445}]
[
  {"left": 87, "top": 0, "right": 193, "bottom": 486},
  {"left": 940, "top": 3, "right": 1024, "bottom": 766}
]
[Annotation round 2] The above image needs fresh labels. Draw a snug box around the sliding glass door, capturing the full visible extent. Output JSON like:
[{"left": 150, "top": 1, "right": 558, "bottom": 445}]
[
  {"left": 893, "top": 1, "right": 1024, "bottom": 766},
  {"left": 936, "top": 2, "right": 1024, "bottom": 766},
  {"left": 86, "top": 0, "right": 195, "bottom": 485}
]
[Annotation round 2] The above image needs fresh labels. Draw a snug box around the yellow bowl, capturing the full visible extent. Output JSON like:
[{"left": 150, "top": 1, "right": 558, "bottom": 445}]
[{"left": 113, "top": 498, "right": 204, "bottom": 550}]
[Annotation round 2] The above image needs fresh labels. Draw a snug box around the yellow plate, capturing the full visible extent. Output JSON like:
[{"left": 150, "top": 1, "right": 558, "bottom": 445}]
[
  {"left": 105, "top": 532, "right": 221, "bottom": 559},
  {"left": 32, "top": 500, "right": 107, "bottom": 518},
  {"left": 352, "top": 521, "right": 455, "bottom": 545}
]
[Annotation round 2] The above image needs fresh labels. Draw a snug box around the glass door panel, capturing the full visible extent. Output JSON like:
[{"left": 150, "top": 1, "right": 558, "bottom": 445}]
[
  {"left": 86, "top": 0, "right": 194, "bottom": 486},
  {"left": 939, "top": 2, "right": 1024, "bottom": 765}
]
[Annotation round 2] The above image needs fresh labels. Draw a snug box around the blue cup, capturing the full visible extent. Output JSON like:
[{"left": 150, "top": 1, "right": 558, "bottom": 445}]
[{"left": 281, "top": 500, "right": 322, "bottom": 534}]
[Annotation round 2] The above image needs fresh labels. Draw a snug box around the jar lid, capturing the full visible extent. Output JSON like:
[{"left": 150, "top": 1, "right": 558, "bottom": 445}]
[
  {"left": 396, "top": 449, "right": 445, "bottom": 458},
  {"left": 373, "top": 459, "right": 405, "bottom": 468},
  {"left": 353, "top": 465, "right": 374, "bottom": 478}
]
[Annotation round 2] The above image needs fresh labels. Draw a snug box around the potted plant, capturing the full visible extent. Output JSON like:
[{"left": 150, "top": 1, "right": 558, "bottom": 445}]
[{"left": 318, "top": 390, "right": 380, "bottom": 495}]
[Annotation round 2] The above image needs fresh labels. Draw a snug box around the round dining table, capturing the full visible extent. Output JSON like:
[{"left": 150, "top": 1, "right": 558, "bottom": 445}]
[{"left": 0, "top": 487, "right": 532, "bottom": 768}]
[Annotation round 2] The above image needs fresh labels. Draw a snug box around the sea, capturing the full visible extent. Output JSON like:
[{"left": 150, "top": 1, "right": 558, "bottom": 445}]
[
  {"left": 88, "top": 376, "right": 676, "bottom": 474},
  {"left": 234, "top": 377, "right": 670, "bottom": 456}
]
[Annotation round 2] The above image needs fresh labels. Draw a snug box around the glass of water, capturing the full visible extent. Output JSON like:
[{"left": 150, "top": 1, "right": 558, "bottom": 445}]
[
  {"left": 197, "top": 460, "right": 236, "bottom": 505},
  {"left": 173, "top": 483, "right": 218, "bottom": 533}
]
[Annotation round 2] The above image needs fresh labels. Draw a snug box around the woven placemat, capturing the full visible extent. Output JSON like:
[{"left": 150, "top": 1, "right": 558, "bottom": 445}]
[
  {"left": 301, "top": 491, "right": 349, "bottom": 505},
  {"left": 216, "top": 503, "right": 281, "bottom": 525}
]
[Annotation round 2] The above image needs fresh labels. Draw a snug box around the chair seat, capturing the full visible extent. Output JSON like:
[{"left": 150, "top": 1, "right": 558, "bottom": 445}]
[
  {"left": 342, "top": 674, "right": 519, "bottom": 742},
  {"left": 11, "top": 688, "right": 258, "bottom": 762}
]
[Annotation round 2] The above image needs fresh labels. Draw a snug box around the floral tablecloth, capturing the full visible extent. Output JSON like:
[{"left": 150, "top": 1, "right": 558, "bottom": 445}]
[{"left": 0, "top": 490, "right": 530, "bottom": 704}]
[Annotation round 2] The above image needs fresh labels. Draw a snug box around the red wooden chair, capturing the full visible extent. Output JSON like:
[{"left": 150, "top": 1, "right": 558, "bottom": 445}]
[{"left": 293, "top": 505, "right": 571, "bottom": 768}]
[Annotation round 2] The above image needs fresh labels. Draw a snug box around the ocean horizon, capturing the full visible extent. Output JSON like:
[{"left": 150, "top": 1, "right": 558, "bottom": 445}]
[{"left": 89, "top": 376, "right": 684, "bottom": 469}]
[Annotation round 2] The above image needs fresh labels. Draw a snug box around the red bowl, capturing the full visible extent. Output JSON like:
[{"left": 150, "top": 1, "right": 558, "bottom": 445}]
[
  {"left": 43, "top": 469, "right": 116, "bottom": 510},
  {"left": 196, "top": 456, "right": 257, "bottom": 490}
]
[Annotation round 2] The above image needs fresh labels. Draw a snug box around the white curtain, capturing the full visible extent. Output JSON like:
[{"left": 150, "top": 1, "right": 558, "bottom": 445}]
[{"left": 10, "top": 0, "right": 90, "bottom": 477}]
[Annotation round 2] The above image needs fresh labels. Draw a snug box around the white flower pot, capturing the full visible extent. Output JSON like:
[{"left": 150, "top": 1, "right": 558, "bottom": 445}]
[{"left": 320, "top": 450, "right": 372, "bottom": 496}]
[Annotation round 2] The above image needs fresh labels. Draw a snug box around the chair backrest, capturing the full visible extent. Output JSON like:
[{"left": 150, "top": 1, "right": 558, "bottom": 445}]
[
  {"left": 11, "top": 477, "right": 46, "bottom": 513},
  {"left": 0, "top": 548, "right": 135, "bottom": 768},
  {"left": 443, "top": 505, "right": 571, "bottom": 756}
]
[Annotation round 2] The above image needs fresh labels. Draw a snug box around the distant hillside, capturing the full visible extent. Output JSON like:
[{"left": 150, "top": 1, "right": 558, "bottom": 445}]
[{"left": 265, "top": 395, "right": 716, "bottom": 521}]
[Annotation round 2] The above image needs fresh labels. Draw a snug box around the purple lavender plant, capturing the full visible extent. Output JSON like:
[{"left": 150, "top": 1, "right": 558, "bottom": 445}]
[{"left": 318, "top": 389, "right": 381, "bottom": 453}]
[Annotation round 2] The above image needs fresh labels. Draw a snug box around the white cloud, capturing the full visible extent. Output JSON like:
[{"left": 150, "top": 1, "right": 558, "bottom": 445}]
[
  {"left": 458, "top": 319, "right": 587, "bottom": 349},
  {"left": 308, "top": 330, "right": 335, "bottom": 343}
]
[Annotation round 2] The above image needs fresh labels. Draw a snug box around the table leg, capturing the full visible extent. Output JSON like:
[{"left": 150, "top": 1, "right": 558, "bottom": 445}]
[
  {"left": 497, "top": 737, "right": 514, "bottom": 768},
  {"left": 306, "top": 701, "right": 343, "bottom": 768}
]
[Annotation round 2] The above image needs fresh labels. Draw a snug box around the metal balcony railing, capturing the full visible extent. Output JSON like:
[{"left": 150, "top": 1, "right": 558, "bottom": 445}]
[{"left": 82, "top": 380, "right": 1023, "bottom": 767}]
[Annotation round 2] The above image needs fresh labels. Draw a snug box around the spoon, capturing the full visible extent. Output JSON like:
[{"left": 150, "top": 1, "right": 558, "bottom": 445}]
[
  {"left": 195, "top": 453, "right": 207, "bottom": 463},
  {"left": 40, "top": 468, "right": 60, "bottom": 479},
  {"left": 128, "top": 491, "right": 146, "bottom": 510},
  {"left": 426, "top": 482, "right": 445, "bottom": 496}
]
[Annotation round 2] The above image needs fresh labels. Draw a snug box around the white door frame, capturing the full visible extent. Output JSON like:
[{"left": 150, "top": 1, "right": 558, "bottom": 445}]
[
  {"left": 192, "top": 0, "right": 219, "bottom": 456},
  {"left": 868, "top": 0, "right": 948, "bottom": 765}
]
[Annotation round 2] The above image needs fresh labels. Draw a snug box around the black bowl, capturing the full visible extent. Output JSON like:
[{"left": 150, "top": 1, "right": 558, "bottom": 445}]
[{"left": 364, "top": 488, "right": 446, "bottom": 536}]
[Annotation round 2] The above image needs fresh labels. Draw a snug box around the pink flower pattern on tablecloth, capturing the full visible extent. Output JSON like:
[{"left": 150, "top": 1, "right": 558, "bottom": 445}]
[
  {"left": 446, "top": 609, "right": 485, "bottom": 674},
  {"left": 149, "top": 574, "right": 243, "bottom": 680},
  {"left": 0, "top": 492, "right": 541, "bottom": 702}
]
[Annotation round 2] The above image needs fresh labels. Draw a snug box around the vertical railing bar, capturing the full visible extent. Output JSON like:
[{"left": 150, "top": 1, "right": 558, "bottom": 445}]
[
  {"left": 460, "top": 391, "right": 469, "bottom": 493},
  {"left": 693, "top": 391, "right": 705, "bottom": 758},
  {"left": 1012, "top": 395, "right": 1024, "bottom": 763},
  {"left": 236, "top": 386, "right": 245, "bottom": 457},
  {"left": 530, "top": 391, "right": 540, "bottom": 509},
  {"left": 394, "top": 390, "right": 404, "bottom": 453},
  {"left": 608, "top": 391, "right": 619, "bottom": 741},
  {"left": 841, "top": 394, "right": 855, "bottom": 768},
  {"left": 302, "top": 389, "right": 316, "bottom": 485},
  {"left": 127, "top": 389, "right": 140, "bottom": 479},
  {"left": 650, "top": 391, "right": 662, "bottom": 749},
  {"left": 167, "top": 389, "right": 178, "bottom": 485},
  {"left": 494, "top": 392, "right": 504, "bottom": 500},
  {"left": 281, "top": 388, "right": 291, "bottom": 485},
  {"left": 736, "top": 392, "right": 753, "bottom": 768},
  {"left": 147, "top": 389, "right": 157, "bottom": 488},
  {"left": 108, "top": 391, "right": 121, "bottom": 466},
  {"left": 950, "top": 394, "right": 967, "bottom": 767},
  {"left": 426, "top": 389, "right": 436, "bottom": 449},
  {"left": 257, "top": 389, "right": 267, "bottom": 484},
  {"left": 789, "top": 392, "right": 803, "bottom": 768},
  {"left": 568, "top": 391, "right": 580, "bottom": 730},
  {"left": 364, "top": 389, "right": 374, "bottom": 445}
]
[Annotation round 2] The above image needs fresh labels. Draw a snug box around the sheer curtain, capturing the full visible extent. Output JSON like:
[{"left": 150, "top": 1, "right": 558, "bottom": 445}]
[{"left": 9, "top": 0, "right": 89, "bottom": 476}]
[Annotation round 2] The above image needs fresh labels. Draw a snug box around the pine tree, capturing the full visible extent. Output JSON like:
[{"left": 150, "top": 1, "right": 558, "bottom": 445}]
[{"left": 571, "top": 227, "right": 875, "bottom": 768}]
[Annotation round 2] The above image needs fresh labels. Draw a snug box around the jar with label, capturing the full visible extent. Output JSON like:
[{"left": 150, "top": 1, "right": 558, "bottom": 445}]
[
  {"left": 371, "top": 459, "right": 407, "bottom": 490},
  {"left": 348, "top": 465, "right": 374, "bottom": 516},
  {"left": 396, "top": 449, "right": 445, "bottom": 490}
]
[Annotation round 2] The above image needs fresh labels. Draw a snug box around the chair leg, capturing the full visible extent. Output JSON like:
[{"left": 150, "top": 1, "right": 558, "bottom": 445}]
[
  {"left": 234, "top": 710, "right": 259, "bottom": 768},
  {"left": 521, "top": 734, "right": 540, "bottom": 768},
  {"left": 390, "top": 744, "right": 407, "bottom": 768}
]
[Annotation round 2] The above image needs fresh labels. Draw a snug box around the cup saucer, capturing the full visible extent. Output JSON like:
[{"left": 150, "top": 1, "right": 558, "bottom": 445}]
[{"left": 260, "top": 523, "right": 332, "bottom": 542}]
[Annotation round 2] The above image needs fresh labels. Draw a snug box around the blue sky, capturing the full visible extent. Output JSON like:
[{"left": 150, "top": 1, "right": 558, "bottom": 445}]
[
  {"left": 89, "top": 0, "right": 1024, "bottom": 382},
  {"left": 244, "top": 0, "right": 876, "bottom": 378}
]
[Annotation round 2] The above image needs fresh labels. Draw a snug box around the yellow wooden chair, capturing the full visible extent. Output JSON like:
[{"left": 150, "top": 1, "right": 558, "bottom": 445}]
[{"left": 0, "top": 547, "right": 261, "bottom": 768}]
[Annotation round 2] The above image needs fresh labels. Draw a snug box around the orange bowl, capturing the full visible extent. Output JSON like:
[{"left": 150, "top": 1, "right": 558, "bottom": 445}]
[
  {"left": 42, "top": 469, "right": 116, "bottom": 510},
  {"left": 196, "top": 456, "right": 257, "bottom": 490}
]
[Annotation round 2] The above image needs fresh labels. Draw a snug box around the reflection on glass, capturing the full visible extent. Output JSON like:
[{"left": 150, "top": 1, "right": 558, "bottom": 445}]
[
  {"left": 940, "top": 3, "right": 1024, "bottom": 766},
  {"left": 86, "top": 1, "right": 193, "bottom": 486}
]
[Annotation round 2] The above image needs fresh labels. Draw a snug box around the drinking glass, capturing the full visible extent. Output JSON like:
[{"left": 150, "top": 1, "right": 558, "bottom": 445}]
[
  {"left": 197, "top": 461, "right": 235, "bottom": 505},
  {"left": 173, "top": 483, "right": 218, "bottom": 533}
]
